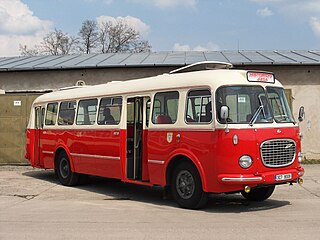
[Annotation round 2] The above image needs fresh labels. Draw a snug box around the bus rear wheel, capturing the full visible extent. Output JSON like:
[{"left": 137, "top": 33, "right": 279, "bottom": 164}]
[
  {"left": 171, "top": 162, "right": 208, "bottom": 209},
  {"left": 241, "top": 185, "right": 275, "bottom": 201},
  {"left": 56, "top": 151, "right": 79, "bottom": 186}
]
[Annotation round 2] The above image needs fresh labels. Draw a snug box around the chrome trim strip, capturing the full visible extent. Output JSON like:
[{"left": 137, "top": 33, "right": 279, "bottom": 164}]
[
  {"left": 70, "top": 153, "right": 120, "bottom": 160},
  {"left": 221, "top": 177, "right": 263, "bottom": 182},
  {"left": 42, "top": 151, "right": 54, "bottom": 155},
  {"left": 148, "top": 160, "right": 165, "bottom": 165}
]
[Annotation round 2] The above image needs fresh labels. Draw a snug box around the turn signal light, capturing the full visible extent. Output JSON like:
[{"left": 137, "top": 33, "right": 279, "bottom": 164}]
[
  {"left": 244, "top": 186, "right": 251, "bottom": 193},
  {"left": 298, "top": 178, "right": 303, "bottom": 185}
]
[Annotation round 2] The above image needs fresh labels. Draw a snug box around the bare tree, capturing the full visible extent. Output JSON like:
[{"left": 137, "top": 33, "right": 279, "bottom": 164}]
[
  {"left": 78, "top": 20, "right": 98, "bottom": 54},
  {"left": 19, "top": 29, "right": 78, "bottom": 56},
  {"left": 19, "top": 19, "right": 152, "bottom": 56},
  {"left": 19, "top": 44, "right": 40, "bottom": 56},
  {"left": 131, "top": 40, "right": 152, "bottom": 53},
  {"left": 41, "top": 29, "right": 78, "bottom": 55},
  {"left": 98, "top": 19, "right": 151, "bottom": 53}
]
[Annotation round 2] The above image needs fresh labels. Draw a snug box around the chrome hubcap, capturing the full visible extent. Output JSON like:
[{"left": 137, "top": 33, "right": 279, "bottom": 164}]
[
  {"left": 59, "top": 158, "right": 69, "bottom": 179},
  {"left": 176, "top": 170, "right": 195, "bottom": 199}
]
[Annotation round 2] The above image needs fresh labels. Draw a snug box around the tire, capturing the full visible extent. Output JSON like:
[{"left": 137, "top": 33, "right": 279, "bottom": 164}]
[
  {"left": 56, "top": 151, "right": 79, "bottom": 186},
  {"left": 241, "top": 185, "right": 275, "bottom": 201},
  {"left": 171, "top": 162, "right": 208, "bottom": 209}
]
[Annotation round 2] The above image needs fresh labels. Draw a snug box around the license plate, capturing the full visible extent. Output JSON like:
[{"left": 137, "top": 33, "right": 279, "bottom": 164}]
[{"left": 275, "top": 173, "right": 292, "bottom": 181}]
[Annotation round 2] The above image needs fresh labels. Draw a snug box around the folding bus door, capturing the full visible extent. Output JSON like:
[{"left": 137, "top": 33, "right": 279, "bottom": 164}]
[
  {"left": 126, "top": 97, "right": 150, "bottom": 181},
  {"left": 34, "top": 106, "right": 44, "bottom": 167}
]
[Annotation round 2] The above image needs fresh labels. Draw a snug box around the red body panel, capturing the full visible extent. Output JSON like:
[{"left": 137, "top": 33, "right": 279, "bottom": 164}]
[{"left": 26, "top": 125, "right": 303, "bottom": 193}]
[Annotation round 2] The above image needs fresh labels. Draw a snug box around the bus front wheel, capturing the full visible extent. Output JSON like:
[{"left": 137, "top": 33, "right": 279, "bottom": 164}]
[
  {"left": 56, "top": 151, "right": 79, "bottom": 186},
  {"left": 241, "top": 185, "right": 275, "bottom": 201},
  {"left": 171, "top": 162, "right": 208, "bottom": 209}
]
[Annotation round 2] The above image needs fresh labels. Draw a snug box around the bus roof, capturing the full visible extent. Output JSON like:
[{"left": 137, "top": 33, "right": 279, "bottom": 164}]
[{"left": 33, "top": 69, "right": 283, "bottom": 104}]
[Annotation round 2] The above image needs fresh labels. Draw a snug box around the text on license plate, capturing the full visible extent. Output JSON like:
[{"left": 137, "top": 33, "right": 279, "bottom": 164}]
[{"left": 275, "top": 173, "right": 292, "bottom": 181}]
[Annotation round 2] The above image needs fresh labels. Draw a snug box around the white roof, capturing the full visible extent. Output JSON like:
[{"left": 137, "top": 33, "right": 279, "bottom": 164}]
[{"left": 33, "top": 69, "right": 283, "bottom": 104}]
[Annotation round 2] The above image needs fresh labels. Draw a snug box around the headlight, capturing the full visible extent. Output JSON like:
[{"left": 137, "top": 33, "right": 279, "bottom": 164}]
[{"left": 239, "top": 155, "right": 253, "bottom": 169}]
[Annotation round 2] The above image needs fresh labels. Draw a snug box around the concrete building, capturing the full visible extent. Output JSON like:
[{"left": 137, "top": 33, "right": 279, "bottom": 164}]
[{"left": 0, "top": 51, "right": 319, "bottom": 164}]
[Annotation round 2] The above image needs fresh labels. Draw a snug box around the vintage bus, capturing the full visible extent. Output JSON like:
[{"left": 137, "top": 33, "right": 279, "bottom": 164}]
[{"left": 25, "top": 61, "right": 305, "bottom": 209}]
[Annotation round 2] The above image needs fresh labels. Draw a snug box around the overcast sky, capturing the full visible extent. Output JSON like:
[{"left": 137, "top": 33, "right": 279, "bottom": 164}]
[{"left": 1, "top": 0, "right": 320, "bottom": 57}]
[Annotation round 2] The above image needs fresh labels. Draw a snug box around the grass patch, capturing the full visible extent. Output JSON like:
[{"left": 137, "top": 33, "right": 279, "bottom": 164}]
[{"left": 302, "top": 159, "right": 320, "bottom": 164}]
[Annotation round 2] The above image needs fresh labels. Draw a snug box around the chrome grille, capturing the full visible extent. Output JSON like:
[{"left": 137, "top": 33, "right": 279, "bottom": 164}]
[{"left": 260, "top": 139, "right": 296, "bottom": 167}]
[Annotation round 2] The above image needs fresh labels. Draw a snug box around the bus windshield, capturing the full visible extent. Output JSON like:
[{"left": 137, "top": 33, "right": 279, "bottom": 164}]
[
  {"left": 266, "top": 87, "right": 294, "bottom": 123},
  {"left": 216, "top": 86, "right": 273, "bottom": 124},
  {"left": 216, "top": 85, "right": 294, "bottom": 124}
]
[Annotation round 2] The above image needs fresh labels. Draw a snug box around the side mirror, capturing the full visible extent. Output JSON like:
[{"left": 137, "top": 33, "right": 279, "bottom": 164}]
[
  {"left": 220, "top": 106, "right": 229, "bottom": 120},
  {"left": 298, "top": 106, "right": 305, "bottom": 122},
  {"left": 220, "top": 106, "right": 230, "bottom": 133}
]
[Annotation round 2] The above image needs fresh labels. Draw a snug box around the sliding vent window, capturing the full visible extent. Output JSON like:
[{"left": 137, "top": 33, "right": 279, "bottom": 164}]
[
  {"left": 58, "top": 101, "right": 76, "bottom": 125},
  {"left": 186, "top": 89, "right": 212, "bottom": 123},
  {"left": 98, "top": 97, "right": 122, "bottom": 125},
  {"left": 152, "top": 91, "right": 179, "bottom": 124},
  {"left": 76, "top": 99, "right": 98, "bottom": 125},
  {"left": 45, "top": 102, "right": 58, "bottom": 125}
]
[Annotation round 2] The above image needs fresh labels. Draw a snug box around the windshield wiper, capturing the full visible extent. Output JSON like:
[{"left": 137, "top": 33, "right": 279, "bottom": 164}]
[{"left": 249, "top": 105, "right": 263, "bottom": 126}]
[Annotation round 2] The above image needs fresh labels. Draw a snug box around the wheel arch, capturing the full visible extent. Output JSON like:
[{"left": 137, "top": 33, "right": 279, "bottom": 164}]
[
  {"left": 165, "top": 152, "right": 208, "bottom": 192},
  {"left": 54, "top": 146, "right": 75, "bottom": 172}
]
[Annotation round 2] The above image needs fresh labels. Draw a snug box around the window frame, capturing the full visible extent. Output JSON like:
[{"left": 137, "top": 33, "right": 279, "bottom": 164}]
[
  {"left": 215, "top": 85, "right": 273, "bottom": 124},
  {"left": 185, "top": 89, "right": 213, "bottom": 125},
  {"left": 58, "top": 100, "right": 77, "bottom": 126},
  {"left": 151, "top": 91, "right": 180, "bottom": 125},
  {"left": 76, "top": 98, "right": 98, "bottom": 125},
  {"left": 97, "top": 96, "right": 123, "bottom": 125},
  {"left": 45, "top": 102, "right": 59, "bottom": 126}
]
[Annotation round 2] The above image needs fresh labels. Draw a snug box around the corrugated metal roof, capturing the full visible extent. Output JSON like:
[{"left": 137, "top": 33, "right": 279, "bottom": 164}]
[{"left": 0, "top": 50, "right": 319, "bottom": 72}]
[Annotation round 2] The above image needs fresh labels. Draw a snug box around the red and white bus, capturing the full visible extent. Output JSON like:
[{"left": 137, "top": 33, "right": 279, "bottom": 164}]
[{"left": 25, "top": 61, "right": 305, "bottom": 209}]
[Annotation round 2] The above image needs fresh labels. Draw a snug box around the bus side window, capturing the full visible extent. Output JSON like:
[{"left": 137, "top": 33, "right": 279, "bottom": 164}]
[
  {"left": 98, "top": 97, "right": 122, "bottom": 125},
  {"left": 152, "top": 91, "right": 179, "bottom": 124},
  {"left": 186, "top": 89, "right": 212, "bottom": 123},
  {"left": 45, "top": 102, "right": 58, "bottom": 125},
  {"left": 76, "top": 99, "right": 98, "bottom": 125},
  {"left": 58, "top": 101, "right": 76, "bottom": 125}
]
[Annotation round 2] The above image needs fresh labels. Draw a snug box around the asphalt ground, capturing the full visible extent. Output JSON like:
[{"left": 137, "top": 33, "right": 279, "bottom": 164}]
[{"left": 0, "top": 165, "right": 319, "bottom": 240}]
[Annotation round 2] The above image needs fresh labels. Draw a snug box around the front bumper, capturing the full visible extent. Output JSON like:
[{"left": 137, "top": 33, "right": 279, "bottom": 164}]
[{"left": 218, "top": 166, "right": 304, "bottom": 185}]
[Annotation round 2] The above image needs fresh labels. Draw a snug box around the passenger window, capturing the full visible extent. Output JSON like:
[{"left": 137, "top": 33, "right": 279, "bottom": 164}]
[
  {"left": 58, "top": 101, "right": 76, "bottom": 125},
  {"left": 152, "top": 91, "right": 179, "bottom": 124},
  {"left": 186, "top": 89, "right": 212, "bottom": 123},
  {"left": 45, "top": 102, "right": 58, "bottom": 125},
  {"left": 76, "top": 99, "right": 98, "bottom": 125},
  {"left": 98, "top": 97, "right": 122, "bottom": 125}
]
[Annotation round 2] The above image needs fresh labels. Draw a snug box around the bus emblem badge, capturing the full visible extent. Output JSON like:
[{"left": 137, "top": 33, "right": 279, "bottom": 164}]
[{"left": 167, "top": 132, "right": 173, "bottom": 143}]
